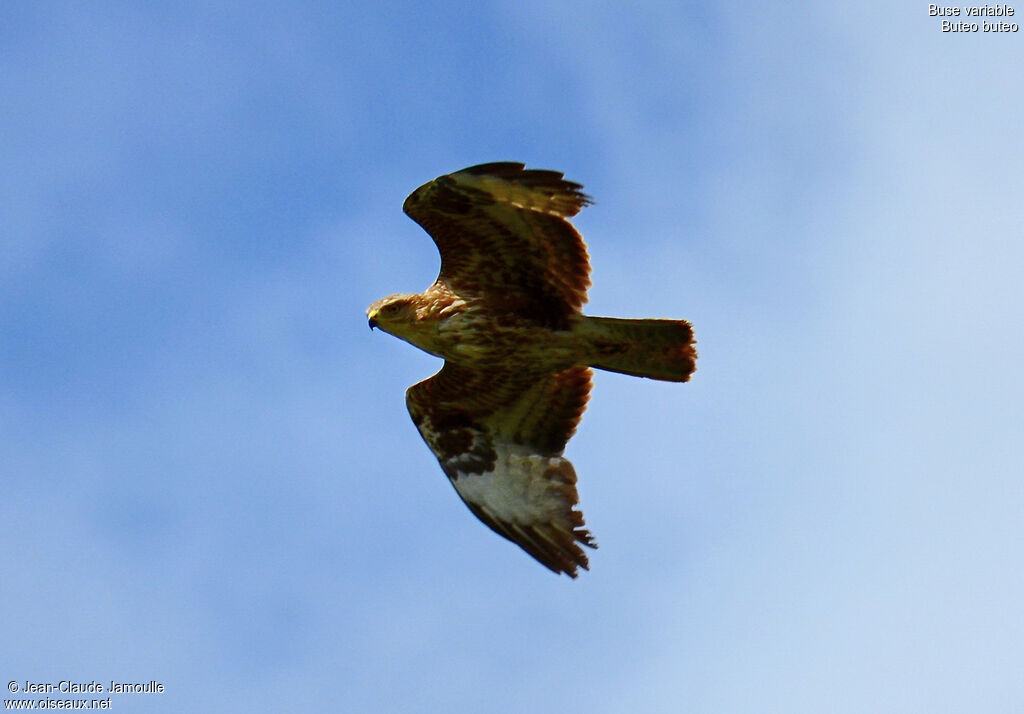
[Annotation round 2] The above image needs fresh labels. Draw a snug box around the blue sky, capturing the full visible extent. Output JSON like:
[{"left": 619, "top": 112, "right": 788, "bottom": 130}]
[{"left": 2, "top": 2, "right": 1022, "bottom": 712}]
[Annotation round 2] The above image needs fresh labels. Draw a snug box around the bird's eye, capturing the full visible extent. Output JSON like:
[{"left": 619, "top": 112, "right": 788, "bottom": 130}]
[{"left": 383, "top": 303, "right": 401, "bottom": 314}]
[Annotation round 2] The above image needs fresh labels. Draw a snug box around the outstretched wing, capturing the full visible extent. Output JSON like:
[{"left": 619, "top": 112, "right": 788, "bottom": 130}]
[
  {"left": 403, "top": 162, "right": 593, "bottom": 329},
  {"left": 406, "top": 362, "right": 596, "bottom": 577}
]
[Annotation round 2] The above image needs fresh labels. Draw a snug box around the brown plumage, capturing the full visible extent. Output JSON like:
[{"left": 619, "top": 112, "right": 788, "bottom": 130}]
[{"left": 368, "top": 162, "right": 696, "bottom": 577}]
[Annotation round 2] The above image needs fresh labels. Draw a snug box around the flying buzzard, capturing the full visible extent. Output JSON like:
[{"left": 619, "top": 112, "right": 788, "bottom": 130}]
[{"left": 368, "top": 162, "right": 696, "bottom": 577}]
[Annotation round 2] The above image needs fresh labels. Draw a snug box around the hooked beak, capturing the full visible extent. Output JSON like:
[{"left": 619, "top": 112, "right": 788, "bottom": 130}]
[{"left": 368, "top": 316, "right": 379, "bottom": 330}]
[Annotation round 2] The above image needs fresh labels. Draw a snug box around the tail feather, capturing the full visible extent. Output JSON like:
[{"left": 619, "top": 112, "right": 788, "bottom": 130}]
[{"left": 577, "top": 316, "right": 697, "bottom": 383}]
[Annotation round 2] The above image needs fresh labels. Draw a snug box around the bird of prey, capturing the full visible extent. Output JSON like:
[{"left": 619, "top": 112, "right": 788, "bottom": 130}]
[{"left": 367, "top": 162, "right": 696, "bottom": 577}]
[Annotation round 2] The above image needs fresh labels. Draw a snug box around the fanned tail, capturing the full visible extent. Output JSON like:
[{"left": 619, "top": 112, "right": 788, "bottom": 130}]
[{"left": 577, "top": 316, "right": 697, "bottom": 383}]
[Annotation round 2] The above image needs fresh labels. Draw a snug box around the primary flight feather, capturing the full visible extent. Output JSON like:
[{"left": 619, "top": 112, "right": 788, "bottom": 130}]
[{"left": 368, "top": 162, "right": 696, "bottom": 577}]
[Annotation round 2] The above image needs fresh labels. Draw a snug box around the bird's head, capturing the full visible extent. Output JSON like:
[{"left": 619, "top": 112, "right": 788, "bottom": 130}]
[{"left": 366, "top": 293, "right": 419, "bottom": 338}]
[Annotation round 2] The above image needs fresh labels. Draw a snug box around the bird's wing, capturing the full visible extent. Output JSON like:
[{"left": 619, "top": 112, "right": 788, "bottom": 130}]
[
  {"left": 406, "top": 361, "right": 596, "bottom": 577},
  {"left": 403, "top": 162, "right": 592, "bottom": 329}
]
